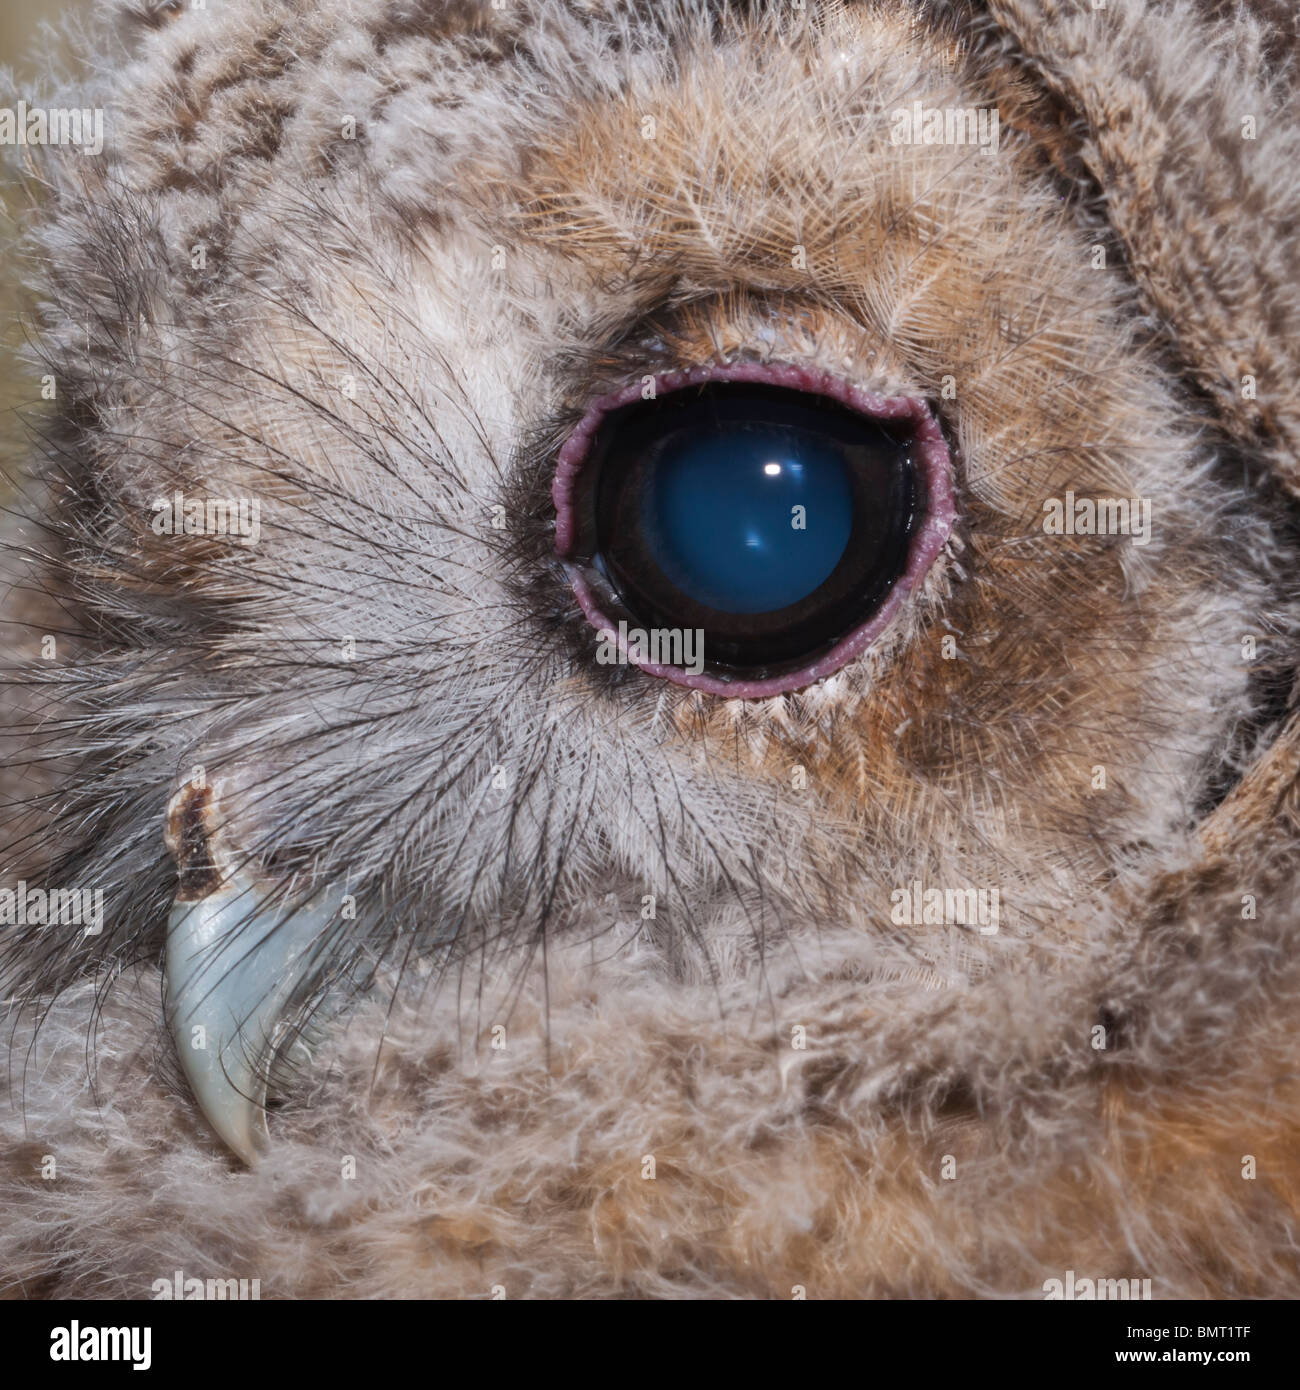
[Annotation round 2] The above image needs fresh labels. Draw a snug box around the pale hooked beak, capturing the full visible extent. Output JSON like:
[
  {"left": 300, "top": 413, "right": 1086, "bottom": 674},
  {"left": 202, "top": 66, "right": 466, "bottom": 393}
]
[{"left": 164, "top": 782, "right": 333, "bottom": 1164}]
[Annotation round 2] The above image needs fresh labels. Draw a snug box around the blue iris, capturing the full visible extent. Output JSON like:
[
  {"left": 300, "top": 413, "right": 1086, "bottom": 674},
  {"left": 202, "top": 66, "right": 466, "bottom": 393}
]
[{"left": 644, "top": 425, "right": 853, "bottom": 614}]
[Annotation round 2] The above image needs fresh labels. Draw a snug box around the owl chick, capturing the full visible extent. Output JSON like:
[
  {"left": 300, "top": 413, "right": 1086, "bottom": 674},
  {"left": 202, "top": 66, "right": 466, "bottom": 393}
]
[{"left": 2, "top": 0, "right": 1300, "bottom": 1300}]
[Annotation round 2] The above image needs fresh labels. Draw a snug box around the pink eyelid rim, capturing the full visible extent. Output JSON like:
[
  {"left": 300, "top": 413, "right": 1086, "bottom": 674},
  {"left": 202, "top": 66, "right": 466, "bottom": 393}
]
[{"left": 552, "top": 360, "right": 956, "bottom": 699}]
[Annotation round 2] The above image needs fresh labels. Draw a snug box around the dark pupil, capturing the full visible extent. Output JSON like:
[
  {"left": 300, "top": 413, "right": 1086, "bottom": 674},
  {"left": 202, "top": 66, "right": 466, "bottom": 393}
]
[
  {"left": 574, "top": 382, "right": 918, "bottom": 677},
  {"left": 645, "top": 421, "right": 854, "bottom": 613}
]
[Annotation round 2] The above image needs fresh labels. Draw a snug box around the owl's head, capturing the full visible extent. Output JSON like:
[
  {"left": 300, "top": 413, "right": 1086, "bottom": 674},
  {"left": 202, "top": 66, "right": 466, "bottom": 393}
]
[{"left": 4, "top": 0, "right": 1299, "bottom": 1243}]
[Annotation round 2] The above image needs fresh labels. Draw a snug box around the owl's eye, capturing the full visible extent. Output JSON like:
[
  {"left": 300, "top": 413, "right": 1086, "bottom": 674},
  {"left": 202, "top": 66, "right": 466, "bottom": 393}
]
[{"left": 554, "top": 366, "right": 955, "bottom": 695}]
